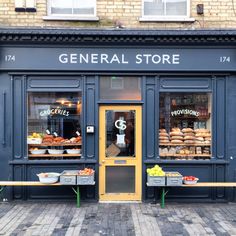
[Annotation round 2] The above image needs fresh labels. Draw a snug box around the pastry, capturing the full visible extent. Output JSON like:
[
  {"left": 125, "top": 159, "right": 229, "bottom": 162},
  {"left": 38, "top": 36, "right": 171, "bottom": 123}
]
[{"left": 182, "top": 128, "right": 193, "bottom": 133}]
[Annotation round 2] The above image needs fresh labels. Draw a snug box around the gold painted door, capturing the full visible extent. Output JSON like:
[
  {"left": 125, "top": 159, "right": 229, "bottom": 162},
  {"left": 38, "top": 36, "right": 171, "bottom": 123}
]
[{"left": 99, "top": 105, "right": 142, "bottom": 201}]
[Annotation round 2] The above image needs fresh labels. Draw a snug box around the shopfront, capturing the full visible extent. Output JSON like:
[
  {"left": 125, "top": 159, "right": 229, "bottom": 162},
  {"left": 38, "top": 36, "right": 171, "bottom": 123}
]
[{"left": 0, "top": 29, "right": 236, "bottom": 202}]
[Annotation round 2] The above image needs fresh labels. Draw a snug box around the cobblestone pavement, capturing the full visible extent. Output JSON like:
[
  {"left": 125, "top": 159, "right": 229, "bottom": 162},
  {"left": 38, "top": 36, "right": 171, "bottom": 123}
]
[{"left": 0, "top": 202, "right": 236, "bottom": 236}]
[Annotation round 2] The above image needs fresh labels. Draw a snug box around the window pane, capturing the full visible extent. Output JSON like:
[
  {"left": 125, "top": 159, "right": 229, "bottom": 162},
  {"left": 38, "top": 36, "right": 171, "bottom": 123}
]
[
  {"left": 166, "top": 0, "right": 187, "bottom": 15},
  {"left": 144, "top": 0, "right": 164, "bottom": 16},
  {"left": 100, "top": 76, "right": 141, "bottom": 100},
  {"left": 50, "top": 0, "right": 95, "bottom": 15},
  {"left": 105, "top": 110, "right": 135, "bottom": 157},
  {"left": 159, "top": 93, "right": 212, "bottom": 160},
  {"left": 74, "top": 0, "right": 95, "bottom": 15},
  {"left": 27, "top": 92, "right": 82, "bottom": 160},
  {"left": 51, "top": 0, "right": 73, "bottom": 14},
  {"left": 143, "top": 0, "right": 187, "bottom": 16},
  {"left": 106, "top": 166, "right": 135, "bottom": 193}
]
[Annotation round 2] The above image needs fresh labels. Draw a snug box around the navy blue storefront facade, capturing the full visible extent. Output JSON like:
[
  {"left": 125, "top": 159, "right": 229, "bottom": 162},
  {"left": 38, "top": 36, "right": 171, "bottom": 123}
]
[{"left": 0, "top": 28, "right": 236, "bottom": 203}]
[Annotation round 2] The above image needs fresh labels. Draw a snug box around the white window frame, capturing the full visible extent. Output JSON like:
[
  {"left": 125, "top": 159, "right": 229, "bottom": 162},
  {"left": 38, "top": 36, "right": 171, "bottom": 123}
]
[
  {"left": 43, "top": 0, "right": 99, "bottom": 21},
  {"left": 140, "top": 0, "right": 195, "bottom": 22}
]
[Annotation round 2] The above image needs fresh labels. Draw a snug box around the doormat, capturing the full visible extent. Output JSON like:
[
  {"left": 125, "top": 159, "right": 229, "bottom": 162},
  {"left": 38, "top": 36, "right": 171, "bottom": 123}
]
[{"left": 106, "top": 143, "right": 120, "bottom": 157}]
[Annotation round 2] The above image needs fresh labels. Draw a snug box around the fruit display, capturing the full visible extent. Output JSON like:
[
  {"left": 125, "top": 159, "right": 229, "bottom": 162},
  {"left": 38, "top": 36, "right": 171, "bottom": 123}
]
[
  {"left": 146, "top": 165, "right": 165, "bottom": 176},
  {"left": 183, "top": 176, "right": 199, "bottom": 185},
  {"left": 78, "top": 168, "right": 94, "bottom": 176},
  {"left": 165, "top": 172, "right": 182, "bottom": 177}
]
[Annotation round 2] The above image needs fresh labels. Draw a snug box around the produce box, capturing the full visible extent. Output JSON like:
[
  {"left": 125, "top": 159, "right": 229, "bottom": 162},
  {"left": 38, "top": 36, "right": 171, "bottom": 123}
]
[
  {"left": 165, "top": 172, "right": 183, "bottom": 186},
  {"left": 147, "top": 175, "right": 165, "bottom": 186},
  {"left": 77, "top": 173, "right": 94, "bottom": 185},
  {"left": 60, "top": 170, "right": 78, "bottom": 185}
]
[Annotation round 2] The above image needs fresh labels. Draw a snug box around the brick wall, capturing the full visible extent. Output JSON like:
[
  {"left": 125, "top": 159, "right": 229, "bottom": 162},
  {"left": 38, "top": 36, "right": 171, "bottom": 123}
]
[{"left": 0, "top": 0, "right": 236, "bottom": 29}]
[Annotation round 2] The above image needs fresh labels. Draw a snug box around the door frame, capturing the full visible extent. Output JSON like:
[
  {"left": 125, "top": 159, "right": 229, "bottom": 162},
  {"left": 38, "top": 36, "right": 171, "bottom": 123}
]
[{"left": 99, "top": 105, "right": 142, "bottom": 201}]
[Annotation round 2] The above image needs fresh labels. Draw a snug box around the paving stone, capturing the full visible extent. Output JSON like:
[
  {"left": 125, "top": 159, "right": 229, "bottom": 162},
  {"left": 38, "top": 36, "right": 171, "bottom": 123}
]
[{"left": 0, "top": 202, "right": 236, "bottom": 235}]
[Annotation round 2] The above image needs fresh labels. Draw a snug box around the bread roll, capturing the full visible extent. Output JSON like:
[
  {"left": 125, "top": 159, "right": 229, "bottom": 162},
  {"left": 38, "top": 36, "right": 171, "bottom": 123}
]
[
  {"left": 171, "top": 127, "right": 181, "bottom": 132},
  {"left": 159, "top": 136, "right": 169, "bottom": 140},
  {"left": 182, "top": 128, "right": 193, "bottom": 133},
  {"left": 171, "top": 139, "right": 183, "bottom": 143},
  {"left": 159, "top": 133, "right": 169, "bottom": 137},
  {"left": 171, "top": 136, "right": 184, "bottom": 140},
  {"left": 170, "top": 131, "right": 183, "bottom": 136},
  {"left": 159, "top": 139, "right": 169, "bottom": 143},
  {"left": 159, "top": 129, "right": 167, "bottom": 133},
  {"left": 184, "top": 136, "right": 195, "bottom": 140},
  {"left": 184, "top": 140, "right": 195, "bottom": 144},
  {"left": 183, "top": 132, "right": 195, "bottom": 136}
]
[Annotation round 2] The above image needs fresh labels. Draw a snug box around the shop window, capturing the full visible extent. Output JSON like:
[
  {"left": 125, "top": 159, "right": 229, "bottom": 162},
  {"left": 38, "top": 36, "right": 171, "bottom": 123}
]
[
  {"left": 27, "top": 92, "right": 82, "bottom": 160},
  {"left": 159, "top": 92, "right": 212, "bottom": 160},
  {"left": 100, "top": 76, "right": 141, "bottom": 100},
  {"left": 141, "top": 0, "right": 192, "bottom": 21},
  {"left": 46, "top": 0, "right": 96, "bottom": 18}
]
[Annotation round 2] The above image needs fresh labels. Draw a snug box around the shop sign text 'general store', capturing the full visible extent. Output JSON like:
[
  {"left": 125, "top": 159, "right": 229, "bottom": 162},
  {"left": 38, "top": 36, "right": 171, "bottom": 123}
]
[
  {"left": 0, "top": 47, "right": 235, "bottom": 71},
  {"left": 58, "top": 53, "right": 180, "bottom": 65}
]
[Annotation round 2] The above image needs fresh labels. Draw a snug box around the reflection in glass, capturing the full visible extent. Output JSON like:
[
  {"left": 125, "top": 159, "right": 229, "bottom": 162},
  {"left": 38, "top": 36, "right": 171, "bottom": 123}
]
[{"left": 105, "top": 110, "right": 135, "bottom": 157}]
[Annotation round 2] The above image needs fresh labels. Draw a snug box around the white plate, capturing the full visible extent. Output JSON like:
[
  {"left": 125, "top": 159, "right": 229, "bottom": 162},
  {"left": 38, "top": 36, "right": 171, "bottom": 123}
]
[
  {"left": 66, "top": 149, "right": 81, "bottom": 154},
  {"left": 48, "top": 149, "right": 64, "bottom": 154},
  {"left": 30, "top": 149, "right": 46, "bottom": 155}
]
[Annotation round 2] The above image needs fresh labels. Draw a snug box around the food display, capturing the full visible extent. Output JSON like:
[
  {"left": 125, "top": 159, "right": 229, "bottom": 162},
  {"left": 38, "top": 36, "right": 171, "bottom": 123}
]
[
  {"left": 159, "top": 127, "right": 211, "bottom": 160},
  {"left": 28, "top": 132, "right": 82, "bottom": 160},
  {"left": 146, "top": 165, "right": 166, "bottom": 186},
  {"left": 159, "top": 93, "right": 212, "bottom": 160},
  {"left": 60, "top": 168, "right": 95, "bottom": 185},
  {"left": 183, "top": 176, "right": 199, "bottom": 185},
  {"left": 146, "top": 165, "right": 165, "bottom": 176}
]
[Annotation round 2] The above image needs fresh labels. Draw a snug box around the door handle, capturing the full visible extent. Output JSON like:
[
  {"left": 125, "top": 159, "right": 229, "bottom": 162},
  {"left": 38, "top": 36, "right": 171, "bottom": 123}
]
[{"left": 102, "top": 160, "right": 105, "bottom": 163}]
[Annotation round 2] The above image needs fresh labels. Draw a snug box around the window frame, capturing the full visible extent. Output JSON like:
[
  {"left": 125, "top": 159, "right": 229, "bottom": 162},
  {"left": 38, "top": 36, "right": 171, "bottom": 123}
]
[
  {"left": 45, "top": 0, "right": 98, "bottom": 20},
  {"left": 140, "top": 0, "right": 195, "bottom": 22}
]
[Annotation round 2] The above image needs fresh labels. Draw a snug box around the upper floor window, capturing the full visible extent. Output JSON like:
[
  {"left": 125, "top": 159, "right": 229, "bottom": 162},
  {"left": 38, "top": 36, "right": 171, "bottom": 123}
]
[
  {"left": 141, "top": 0, "right": 193, "bottom": 21},
  {"left": 47, "top": 0, "right": 96, "bottom": 18}
]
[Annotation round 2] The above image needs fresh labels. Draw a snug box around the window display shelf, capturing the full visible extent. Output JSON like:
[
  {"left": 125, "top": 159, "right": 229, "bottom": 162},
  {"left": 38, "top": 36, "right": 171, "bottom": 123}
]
[
  {"left": 28, "top": 154, "right": 81, "bottom": 157},
  {"left": 28, "top": 143, "right": 82, "bottom": 147},
  {"left": 160, "top": 154, "right": 211, "bottom": 157},
  {"left": 159, "top": 143, "right": 211, "bottom": 146}
]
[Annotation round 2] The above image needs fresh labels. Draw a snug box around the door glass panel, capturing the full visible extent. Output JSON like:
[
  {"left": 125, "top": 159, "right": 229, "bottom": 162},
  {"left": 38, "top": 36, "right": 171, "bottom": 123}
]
[
  {"left": 105, "top": 166, "right": 135, "bottom": 193},
  {"left": 105, "top": 110, "right": 135, "bottom": 157}
]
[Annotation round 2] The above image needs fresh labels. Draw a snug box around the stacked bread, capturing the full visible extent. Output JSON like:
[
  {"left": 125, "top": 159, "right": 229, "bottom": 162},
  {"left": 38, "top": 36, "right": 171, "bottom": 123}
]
[
  {"left": 182, "top": 128, "right": 195, "bottom": 144},
  {"left": 170, "top": 128, "right": 184, "bottom": 144},
  {"left": 159, "top": 129, "right": 169, "bottom": 144},
  {"left": 194, "top": 128, "right": 211, "bottom": 144}
]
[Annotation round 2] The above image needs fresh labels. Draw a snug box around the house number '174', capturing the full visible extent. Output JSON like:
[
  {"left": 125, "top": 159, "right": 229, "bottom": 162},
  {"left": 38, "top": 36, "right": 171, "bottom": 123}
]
[
  {"left": 5, "top": 55, "right": 16, "bottom": 62},
  {"left": 219, "top": 56, "right": 230, "bottom": 63}
]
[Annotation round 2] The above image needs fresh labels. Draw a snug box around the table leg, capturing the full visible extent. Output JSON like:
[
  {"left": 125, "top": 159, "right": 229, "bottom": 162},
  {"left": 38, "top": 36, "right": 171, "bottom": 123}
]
[
  {"left": 161, "top": 187, "right": 165, "bottom": 208},
  {"left": 77, "top": 186, "right": 80, "bottom": 208},
  {"left": 160, "top": 187, "right": 169, "bottom": 209},
  {"left": 0, "top": 186, "right": 6, "bottom": 201},
  {"left": 72, "top": 186, "right": 80, "bottom": 208}
]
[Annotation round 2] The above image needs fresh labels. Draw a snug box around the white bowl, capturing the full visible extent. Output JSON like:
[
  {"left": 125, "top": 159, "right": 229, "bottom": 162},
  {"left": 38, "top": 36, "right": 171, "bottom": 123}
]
[
  {"left": 66, "top": 149, "right": 81, "bottom": 154},
  {"left": 30, "top": 149, "right": 46, "bottom": 155},
  {"left": 48, "top": 149, "right": 64, "bottom": 155},
  {"left": 37, "top": 172, "right": 60, "bottom": 184}
]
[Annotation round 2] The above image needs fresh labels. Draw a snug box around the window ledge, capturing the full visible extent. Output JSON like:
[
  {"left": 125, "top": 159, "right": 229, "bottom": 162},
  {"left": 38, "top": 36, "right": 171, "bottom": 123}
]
[
  {"left": 139, "top": 17, "right": 195, "bottom": 22},
  {"left": 43, "top": 15, "right": 99, "bottom": 21}
]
